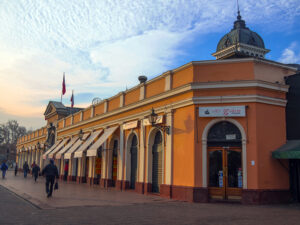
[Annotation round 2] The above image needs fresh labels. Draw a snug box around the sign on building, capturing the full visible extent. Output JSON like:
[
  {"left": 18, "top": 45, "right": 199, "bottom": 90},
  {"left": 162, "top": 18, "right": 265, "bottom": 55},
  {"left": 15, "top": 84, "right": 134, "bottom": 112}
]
[{"left": 199, "top": 106, "right": 246, "bottom": 117}]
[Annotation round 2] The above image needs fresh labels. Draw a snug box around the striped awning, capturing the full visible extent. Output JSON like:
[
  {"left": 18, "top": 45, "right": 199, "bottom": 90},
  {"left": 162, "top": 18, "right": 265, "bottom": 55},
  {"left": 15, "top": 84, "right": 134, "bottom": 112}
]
[
  {"left": 55, "top": 137, "right": 79, "bottom": 159},
  {"left": 48, "top": 138, "right": 70, "bottom": 159},
  {"left": 87, "top": 126, "right": 118, "bottom": 157},
  {"left": 64, "top": 133, "right": 90, "bottom": 159},
  {"left": 42, "top": 140, "right": 63, "bottom": 159},
  {"left": 74, "top": 130, "right": 102, "bottom": 158}
]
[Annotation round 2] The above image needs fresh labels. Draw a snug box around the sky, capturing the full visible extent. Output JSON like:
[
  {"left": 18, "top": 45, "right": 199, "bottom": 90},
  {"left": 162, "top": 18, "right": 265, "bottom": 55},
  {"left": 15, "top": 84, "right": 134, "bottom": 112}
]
[{"left": 0, "top": 0, "right": 300, "bottom": 130}]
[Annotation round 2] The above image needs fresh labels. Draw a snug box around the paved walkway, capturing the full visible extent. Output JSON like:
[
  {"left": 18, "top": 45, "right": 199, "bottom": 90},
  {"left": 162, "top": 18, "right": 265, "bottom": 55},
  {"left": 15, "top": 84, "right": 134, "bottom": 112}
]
[
  {"left": 0, "top": 171, "right": 168, "bottom": 209},
  {"left": 1, "top": 170, "right": 300, "bottom": 225}
]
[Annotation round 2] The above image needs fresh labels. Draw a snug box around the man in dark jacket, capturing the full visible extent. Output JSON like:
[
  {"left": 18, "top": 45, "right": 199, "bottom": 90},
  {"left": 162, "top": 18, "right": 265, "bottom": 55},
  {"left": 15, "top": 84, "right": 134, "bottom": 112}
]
[
  {"left": 42, "top": 159, "right": 59, "bottom": 198},
  {"left": 23, "top": 162, "right": 29, "bottom": 178},
  {"left": 32, "top": 164, "right": 40, "bottom": 182},
  {"left": 0, "top": 161, "right": 8, "bottom": 179}
]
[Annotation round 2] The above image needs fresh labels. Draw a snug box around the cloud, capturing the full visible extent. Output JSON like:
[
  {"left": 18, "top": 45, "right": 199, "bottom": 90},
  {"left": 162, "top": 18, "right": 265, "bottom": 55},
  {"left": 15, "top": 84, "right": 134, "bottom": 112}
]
[
  {"left": 279, "top": 42, "right": 300, "bottom": 64},
  {"left": 0, "top": 0, "right": 299, "bottom": 129}
]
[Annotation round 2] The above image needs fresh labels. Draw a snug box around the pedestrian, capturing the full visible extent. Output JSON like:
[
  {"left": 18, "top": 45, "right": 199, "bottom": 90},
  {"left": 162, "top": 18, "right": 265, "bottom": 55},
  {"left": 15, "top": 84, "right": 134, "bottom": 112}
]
[
  {"left": 14, "top": 163, "right": 18, "bottom": 176},
  {"left": 42, "top": 159, "right": 59, "bottom": 198},
  {"left": 64, "top": 161, "right": 69, "bottom": 181},
  {"left": 32, "top": 164, "right": 40, "bottom": 182},
  {"left": 23, "top": 161, "right": 29, "bottom": 178},
  {"left": 0, "top": 161, "right": 8, "bottom": 179}
]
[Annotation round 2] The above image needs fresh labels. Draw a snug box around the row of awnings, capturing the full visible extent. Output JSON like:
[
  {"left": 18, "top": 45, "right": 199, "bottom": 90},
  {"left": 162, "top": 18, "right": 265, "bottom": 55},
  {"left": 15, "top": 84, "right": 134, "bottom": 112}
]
[
  {"left": 18, "top": 143, "right": 45, "bottom": 153},
  {"left": 42, "top": 126, "right": 118, "bottom": 160}
]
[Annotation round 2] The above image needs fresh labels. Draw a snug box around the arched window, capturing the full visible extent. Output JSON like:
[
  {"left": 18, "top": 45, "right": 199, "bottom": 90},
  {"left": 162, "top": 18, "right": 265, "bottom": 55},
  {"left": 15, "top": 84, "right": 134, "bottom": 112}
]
[{"left": 207, "top": 121, "right": 242, "bottom": 147}]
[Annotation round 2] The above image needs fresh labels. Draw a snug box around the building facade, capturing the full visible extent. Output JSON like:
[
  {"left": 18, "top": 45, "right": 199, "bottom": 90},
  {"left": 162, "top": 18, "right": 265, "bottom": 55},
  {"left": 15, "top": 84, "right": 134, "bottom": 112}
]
[{"left": 16, "top": 13, "right": 299, "bottom": 204}]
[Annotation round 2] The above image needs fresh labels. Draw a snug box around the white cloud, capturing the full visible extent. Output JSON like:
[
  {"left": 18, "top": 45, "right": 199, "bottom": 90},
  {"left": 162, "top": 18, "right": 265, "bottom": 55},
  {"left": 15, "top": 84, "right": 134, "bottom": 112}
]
[
  {"left": 279, "top": 42, "right": 300, "bottom": 64},
  {"left": 0, "top": 0, "right": 299, "bottom": 129}
]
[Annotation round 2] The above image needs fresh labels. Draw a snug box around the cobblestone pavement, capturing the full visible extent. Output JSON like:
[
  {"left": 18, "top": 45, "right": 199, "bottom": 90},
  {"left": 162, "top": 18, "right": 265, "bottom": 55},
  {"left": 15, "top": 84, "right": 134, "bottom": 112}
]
[{"left": 1, "top": 171, "right": 300, "bottom": 225}]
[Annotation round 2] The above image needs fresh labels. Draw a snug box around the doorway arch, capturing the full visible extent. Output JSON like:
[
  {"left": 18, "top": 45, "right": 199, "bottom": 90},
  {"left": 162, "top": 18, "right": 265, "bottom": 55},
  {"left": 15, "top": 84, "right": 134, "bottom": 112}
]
[
  {"left": 202, "top": 118, "right": 247, "bottom": 190},
  {"left": 147, "top": 128, "right": 164, "bottom": 193},
  {"left": 125, "top": 132, "right": 139, "bottom": 189}
]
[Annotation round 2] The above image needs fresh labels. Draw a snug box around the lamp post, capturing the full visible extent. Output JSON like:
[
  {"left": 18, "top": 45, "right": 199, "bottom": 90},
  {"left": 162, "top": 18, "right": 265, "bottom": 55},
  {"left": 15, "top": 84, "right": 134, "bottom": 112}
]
[{"left": 148, "top": 108, "right": 170, "bottom": 135}]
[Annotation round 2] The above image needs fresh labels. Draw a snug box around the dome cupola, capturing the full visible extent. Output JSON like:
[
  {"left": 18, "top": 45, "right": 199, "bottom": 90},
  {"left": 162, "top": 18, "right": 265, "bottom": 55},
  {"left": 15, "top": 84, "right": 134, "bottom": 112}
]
[{"left": 212, "top": 10, "right": 270, "bottom": 60}]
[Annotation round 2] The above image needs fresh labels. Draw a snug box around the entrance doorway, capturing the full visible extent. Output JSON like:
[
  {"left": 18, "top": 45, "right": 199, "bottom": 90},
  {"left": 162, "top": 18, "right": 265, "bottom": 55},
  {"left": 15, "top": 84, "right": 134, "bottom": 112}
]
[
  {"left": 207, "top": 121, "right": 242, "bottom": 200},
  {"left": 130, "top": 135, "right": 138, "bottom": 189},
  {"left": 152, "top": 131, "right": 163, "bottom": 193}
]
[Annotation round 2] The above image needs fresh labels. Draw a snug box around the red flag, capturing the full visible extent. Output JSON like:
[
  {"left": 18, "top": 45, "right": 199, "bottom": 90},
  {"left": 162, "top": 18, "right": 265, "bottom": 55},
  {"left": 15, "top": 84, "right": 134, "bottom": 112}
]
[
  {"left": 70, "top": 90, "right": 74, "bottom": 108},
  {"left": 62, "top": 73, "right": 66, "bottom": 95}
]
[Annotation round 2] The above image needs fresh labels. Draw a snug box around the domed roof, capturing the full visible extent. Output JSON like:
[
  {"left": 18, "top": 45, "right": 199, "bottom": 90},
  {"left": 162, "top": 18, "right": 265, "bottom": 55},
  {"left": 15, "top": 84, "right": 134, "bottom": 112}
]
[{"left": 216, "top": 12, "right": 265, "bottom": 52}]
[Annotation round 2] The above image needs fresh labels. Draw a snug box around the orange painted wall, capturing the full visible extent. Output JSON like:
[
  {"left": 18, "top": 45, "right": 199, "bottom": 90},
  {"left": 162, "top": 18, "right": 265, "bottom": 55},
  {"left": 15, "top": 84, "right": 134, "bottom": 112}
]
[
  {"left": 73, "top": 113, "right": 81, "bottom": 124},
  {"left": 193, "top": 62, "right": 254, "bottom": 83},
  {"left": 108, "top": 96, "right": 120, "bottom": 112},
  {"left": 173, "top": 105, "right": 195, "bottom": 186},
  {"left": 254, "top": 62, "right": 295, "bottom": 84},
  {"left": 58, "top": 91, "right": 193, "bottom": 136},
  {"left": 94, "top": 103, "right": 104, "bottom": 116},
  {"left": 194, "top": 88, "right": 286, "bottom": 100},
  {"left": 58, "top": 120, "right": 64, "bottom": 129},
  {"left": 65, "top": 117, "right": 72, "bottom": 127},
  {"left": 125, "top": 88, "right": 140, "bottom": 106},
  {"left": 173, "top": 66, "right": 193, "bottom": 89},
  {"left": 146, "top": 78, "right": 165, "bottom": 98},
  {"left": 83, "top": 108, "right": 91, "bottom": 121},
  {"left": 255, "top": 103, "right": 289, "bottom": 189}
]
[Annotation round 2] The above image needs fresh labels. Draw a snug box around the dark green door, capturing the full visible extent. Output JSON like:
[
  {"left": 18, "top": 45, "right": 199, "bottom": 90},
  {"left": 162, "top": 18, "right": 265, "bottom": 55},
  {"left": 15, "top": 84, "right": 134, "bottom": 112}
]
[
  {"left": 130, "top": 135, "right": 138, "bottom": 189},
  {"left": 152, "top": 132, "right": 163, "bottom": 193}
]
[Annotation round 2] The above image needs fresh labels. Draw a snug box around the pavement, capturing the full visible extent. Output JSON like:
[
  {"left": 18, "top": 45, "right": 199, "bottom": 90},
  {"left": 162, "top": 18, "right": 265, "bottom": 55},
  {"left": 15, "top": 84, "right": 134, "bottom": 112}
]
[{"left": 1, "top": 170, "right": 300, "bottom": 225}]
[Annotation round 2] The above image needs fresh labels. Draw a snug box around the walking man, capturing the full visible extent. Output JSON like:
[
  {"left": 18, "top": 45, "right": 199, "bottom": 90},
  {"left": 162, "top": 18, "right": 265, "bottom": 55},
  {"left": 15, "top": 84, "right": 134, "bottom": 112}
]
[
  {"left": 23, "top": 161, "right": 29, "bottom": 178},
  {"left": 32, "top": 163, "right": 40, "bottom": 182},
  {"left": 14, "top": 163, "right": 18, "bottom": 176},
  {"left": 42, "top": 159, "right": 59, "bottom": 198},
  {"left": 0, "top": 161, "right": 8, "bottom": 179}
]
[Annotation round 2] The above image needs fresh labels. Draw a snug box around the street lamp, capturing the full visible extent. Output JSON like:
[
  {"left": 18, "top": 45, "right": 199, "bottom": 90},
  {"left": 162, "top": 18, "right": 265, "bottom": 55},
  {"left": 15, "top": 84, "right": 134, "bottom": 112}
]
[{"left": 148, "top": 108, "right": 170, "bottom": 135}]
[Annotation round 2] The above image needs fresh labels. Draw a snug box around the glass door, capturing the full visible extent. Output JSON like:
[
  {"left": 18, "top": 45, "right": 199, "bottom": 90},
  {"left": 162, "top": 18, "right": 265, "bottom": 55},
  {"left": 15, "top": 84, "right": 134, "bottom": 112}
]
[{"left": 208, "top": 147, "right": 242, "bottom": 200}]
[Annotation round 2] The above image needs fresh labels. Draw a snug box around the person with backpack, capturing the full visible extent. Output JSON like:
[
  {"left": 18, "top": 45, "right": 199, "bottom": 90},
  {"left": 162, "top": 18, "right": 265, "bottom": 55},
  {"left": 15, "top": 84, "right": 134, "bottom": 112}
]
[
  {"left": 0, "top": 161, "right": 8, "bottom": 179},
  {"left": 42, "top": 159, "right": 59, "bottom": 198}
]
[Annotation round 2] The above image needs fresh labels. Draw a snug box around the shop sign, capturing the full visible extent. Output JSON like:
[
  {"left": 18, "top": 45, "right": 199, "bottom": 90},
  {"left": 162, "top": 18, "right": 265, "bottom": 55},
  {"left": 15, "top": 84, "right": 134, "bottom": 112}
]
[
  {"left": 199, "top": 106, "right": 246, "bottom": 117},
  {"left": 123, "top": 120, "right": 138, "bottom": 130},
  {"left": 143, "top": 115, "right": 163, "bottom": 126},
  {"left": 226, "top": 134, "right": 236, "bottom": 140}
]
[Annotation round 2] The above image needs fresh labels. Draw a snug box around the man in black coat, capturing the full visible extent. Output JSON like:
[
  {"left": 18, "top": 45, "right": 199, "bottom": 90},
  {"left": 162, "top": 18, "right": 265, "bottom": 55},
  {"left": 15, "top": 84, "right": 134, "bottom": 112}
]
[
  {"left": 42, "top": 159, "right": 59, "bottom": 198},
  {"left": 32, "top": 164, "right": 40, "bottom": 182}
]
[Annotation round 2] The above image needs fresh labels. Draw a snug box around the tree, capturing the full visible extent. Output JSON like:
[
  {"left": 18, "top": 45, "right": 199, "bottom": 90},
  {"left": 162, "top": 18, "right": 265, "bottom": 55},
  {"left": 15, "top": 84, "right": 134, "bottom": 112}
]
[{"left": 0, "top": 120, "right": 27, "bottom": 162}]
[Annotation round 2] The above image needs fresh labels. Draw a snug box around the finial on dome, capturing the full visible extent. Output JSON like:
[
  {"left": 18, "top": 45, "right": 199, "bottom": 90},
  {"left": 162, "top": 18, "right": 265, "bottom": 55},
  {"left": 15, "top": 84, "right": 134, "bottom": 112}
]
[{"left": 237, "top": 0, "right": 241, "bottom": 20}]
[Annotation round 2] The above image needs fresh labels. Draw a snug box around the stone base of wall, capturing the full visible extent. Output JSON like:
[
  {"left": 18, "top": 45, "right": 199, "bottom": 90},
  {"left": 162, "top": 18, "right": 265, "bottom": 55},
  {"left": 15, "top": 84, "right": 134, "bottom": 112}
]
[
  {"left": 242, "top": 189, "right": 291, "bottom": 204},
  {"left": 67, "top": 175, "right": 77, "bottom": 182},
  {"left": 135, "top": 182, "right": 144, "bottom": 194},
  {"left": 116, "top": 180, "right": 122, "bottom": 190},
  {"left": 171, "top": 185, "right": 209, "bottom": 202},
  {"left": 76, "top": 176, "right": 87, "bottom": 183},
  {"left": 144, "top": 183, "right": 152, "bottom": 194},
  {"left": 121, "top": 181, "right": 130, "bottom": 190}
]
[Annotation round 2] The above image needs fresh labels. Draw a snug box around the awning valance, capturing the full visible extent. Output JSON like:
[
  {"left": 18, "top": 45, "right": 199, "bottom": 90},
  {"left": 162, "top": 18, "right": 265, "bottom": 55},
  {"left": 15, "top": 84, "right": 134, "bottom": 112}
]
[
  {"left": 55, "top": 137, "right": 79, "bottom": 159},
  {"left": 87, "top": 126, "right": 118, "bottom": 157},
  {"left": 64, "top": 133, "right": 90, "bottom": 159},
  {"left": 42, "top": 140, "right": 63, "bottom": 159},
  {"left": 48, "top": 138, "right": 70, "bottom": 159},
  {"left": 74, "top": 130, "right": 102, "bottom": 158},
  {"left": 272, "top": 140, "right": 300, "bottom": 159}
]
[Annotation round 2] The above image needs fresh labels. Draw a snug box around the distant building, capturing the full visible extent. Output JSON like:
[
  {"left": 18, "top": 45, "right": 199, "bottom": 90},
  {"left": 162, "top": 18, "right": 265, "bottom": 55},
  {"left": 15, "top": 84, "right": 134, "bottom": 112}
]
[{"left": 16, "top": 11, "right": 300, "bottom": 204}]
